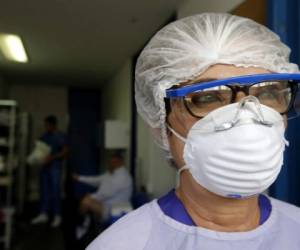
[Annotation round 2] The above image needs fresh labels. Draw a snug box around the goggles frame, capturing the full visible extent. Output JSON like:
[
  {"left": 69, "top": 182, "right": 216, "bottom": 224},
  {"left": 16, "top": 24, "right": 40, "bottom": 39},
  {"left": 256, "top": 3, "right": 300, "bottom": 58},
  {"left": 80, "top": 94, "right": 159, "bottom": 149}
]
[{"left": 166, "top": 73, "right": 300, "bottom": 118}]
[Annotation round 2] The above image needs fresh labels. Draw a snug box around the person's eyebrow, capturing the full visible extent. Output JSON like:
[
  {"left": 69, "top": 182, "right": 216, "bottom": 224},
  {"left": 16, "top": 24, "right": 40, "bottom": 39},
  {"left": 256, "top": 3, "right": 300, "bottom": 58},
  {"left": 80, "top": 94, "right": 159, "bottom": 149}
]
[{"left": 188, "top": 77, "right": 217, "bottom": 85}]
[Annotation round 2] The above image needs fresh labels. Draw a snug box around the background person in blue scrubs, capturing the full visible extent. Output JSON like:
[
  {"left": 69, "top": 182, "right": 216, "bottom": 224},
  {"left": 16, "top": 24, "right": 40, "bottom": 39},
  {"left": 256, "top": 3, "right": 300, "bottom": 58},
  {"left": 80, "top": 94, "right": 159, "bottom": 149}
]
[{"left": 31, "top": 115, "right": 68, "bottom": 228}]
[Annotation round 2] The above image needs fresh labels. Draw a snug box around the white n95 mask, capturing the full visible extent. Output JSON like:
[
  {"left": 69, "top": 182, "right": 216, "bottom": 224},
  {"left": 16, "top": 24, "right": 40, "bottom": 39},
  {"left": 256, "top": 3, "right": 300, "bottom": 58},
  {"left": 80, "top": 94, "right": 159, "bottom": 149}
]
[{"left": 169, "top": 96, "right": 288, "bottom": 199}]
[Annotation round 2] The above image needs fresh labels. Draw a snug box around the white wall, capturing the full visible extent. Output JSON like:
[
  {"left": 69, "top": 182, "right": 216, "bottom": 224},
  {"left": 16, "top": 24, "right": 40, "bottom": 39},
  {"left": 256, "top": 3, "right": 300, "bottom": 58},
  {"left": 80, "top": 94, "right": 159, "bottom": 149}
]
[
  {"left": 101, "top": 59, "right": 132, "bottom": 168},
  {"left": 102, "top": 60, "right": 132, "bottom": 123},
  {"left": 9, "top": 84, "right": 68, "bottom": 142},
  {"left": 136, "top": 116, "right": 176, "bottom": 198},
  {"left": 177, "top": 0, "right": 245, "bottom": 18}
]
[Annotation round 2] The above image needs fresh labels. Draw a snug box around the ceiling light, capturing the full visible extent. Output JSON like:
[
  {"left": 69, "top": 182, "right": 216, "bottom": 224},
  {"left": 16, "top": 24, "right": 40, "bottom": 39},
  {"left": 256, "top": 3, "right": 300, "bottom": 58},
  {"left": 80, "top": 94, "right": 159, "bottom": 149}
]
[{"left": 0, "top": 33, "right": 28, "bottom": 63}]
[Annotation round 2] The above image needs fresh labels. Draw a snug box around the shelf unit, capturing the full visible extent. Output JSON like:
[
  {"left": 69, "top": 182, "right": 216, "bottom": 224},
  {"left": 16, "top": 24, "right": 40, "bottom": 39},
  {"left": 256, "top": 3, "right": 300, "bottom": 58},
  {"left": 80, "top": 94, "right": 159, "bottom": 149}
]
[
  {"left": 0, "top": 100, "right": 17, "bottom": 250},
  {"left": 16, "top": 113, "right": 30, "bottom": 214}
]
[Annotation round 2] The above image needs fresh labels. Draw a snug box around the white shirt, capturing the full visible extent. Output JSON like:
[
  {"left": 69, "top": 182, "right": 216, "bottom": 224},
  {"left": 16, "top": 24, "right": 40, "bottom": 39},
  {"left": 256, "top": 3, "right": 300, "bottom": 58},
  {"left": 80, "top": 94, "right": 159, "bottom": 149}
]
[
  {"left": 79, "top": 167, "right": 132, "bottom": 207},
  {"left": 86, "top": 197, "right": 300, "bottom": 250}
]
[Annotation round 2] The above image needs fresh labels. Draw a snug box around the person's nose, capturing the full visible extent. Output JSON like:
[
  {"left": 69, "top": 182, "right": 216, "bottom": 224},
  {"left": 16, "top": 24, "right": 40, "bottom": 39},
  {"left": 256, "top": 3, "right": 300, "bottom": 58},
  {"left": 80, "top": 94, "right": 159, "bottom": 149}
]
[{"left": 234, "top": 91, "right": 248, "bottom": 102}]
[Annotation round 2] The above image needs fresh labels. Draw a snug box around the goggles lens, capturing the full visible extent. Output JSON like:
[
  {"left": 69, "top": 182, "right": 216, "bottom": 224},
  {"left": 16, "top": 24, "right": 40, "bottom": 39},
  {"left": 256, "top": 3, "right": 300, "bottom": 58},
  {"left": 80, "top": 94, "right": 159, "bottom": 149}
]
[
  {"left": 185, "top": 85, "right": 232, "bottom": 117},
  {"left": 249, "top": 81, "right": 291, "bottom": 114},
  {"left": 185, "top": 81, "right": 292, "bottom": 117}
]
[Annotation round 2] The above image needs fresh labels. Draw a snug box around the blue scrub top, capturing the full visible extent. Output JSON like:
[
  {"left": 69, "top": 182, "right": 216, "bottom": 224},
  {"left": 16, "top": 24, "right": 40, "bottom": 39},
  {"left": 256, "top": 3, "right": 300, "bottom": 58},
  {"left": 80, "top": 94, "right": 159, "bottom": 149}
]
[
  {"left": 158, "top": 189, "right": 271, "bottom": 226},
  {"left": 40, "top": 131, "right": 67, "bottom": 166}
]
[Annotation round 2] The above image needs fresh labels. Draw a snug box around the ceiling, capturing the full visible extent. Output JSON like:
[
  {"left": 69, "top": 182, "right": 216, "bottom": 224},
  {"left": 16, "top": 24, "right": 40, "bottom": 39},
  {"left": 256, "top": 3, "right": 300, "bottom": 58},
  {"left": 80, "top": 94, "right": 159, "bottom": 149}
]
[{"left": 0, "top": 0, "right": 182, "bottom": 84}]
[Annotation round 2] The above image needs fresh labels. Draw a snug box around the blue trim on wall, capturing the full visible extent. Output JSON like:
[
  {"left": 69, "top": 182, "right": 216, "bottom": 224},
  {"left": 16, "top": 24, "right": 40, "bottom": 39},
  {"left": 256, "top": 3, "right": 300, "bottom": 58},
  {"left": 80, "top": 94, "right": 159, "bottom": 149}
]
[
  {"left": 268, "top": 0, "right": 299, "bottom": 63},
  {"left": 268, "top": 0, "right": 300, "bottom": 205}
]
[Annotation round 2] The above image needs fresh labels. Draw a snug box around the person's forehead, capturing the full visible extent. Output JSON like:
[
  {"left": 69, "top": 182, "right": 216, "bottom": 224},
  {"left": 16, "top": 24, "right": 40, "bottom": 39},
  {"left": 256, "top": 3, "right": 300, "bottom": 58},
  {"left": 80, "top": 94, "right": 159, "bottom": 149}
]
[{"left": 180, "top": 64, "right": 271, "bottom": 86}]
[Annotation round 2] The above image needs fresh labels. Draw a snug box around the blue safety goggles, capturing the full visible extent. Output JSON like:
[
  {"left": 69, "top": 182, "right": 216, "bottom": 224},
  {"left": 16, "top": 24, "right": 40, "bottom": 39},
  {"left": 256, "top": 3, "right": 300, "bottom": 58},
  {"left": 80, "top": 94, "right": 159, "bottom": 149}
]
[{"left": 165, "top": 73, "right": 300, "bottom": 118}]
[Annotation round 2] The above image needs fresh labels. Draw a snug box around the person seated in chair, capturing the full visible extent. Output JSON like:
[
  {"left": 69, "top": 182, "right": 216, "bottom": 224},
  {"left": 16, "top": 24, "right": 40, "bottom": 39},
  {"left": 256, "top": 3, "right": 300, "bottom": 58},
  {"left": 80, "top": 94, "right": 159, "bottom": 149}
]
[{"left": 73, "top": 153, "right": 132, "bottom": 237}]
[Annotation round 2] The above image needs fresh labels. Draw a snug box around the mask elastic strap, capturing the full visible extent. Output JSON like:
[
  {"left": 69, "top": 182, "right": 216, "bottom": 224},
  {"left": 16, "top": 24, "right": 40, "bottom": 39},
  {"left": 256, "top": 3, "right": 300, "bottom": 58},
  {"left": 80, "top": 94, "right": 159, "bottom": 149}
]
[
  {"left": 176, "top": 165, "right": 189, "bottom": 187},
  {"left": 284, "top": 138, "right": 289, "bottom": 147},
  {"left": 166, "top": 124, "right": 187, "bottom": 143}
]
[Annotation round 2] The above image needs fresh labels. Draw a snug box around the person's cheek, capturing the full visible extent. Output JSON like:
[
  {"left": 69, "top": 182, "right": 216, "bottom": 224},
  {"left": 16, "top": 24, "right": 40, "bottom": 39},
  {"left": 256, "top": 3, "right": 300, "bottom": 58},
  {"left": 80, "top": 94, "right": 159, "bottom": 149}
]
[{"left": 172, "top": 102, "right": 198, "bottom": 136}]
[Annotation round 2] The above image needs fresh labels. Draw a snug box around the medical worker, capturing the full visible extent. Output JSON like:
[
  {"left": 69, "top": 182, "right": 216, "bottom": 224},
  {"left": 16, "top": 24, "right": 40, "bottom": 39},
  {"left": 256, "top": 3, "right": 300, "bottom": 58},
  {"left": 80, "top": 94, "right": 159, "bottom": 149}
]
[
  {"left": 31, "top": 115, "right": 68, "bottom": 227},
  {"left": 87, "top": 13, "right": 300, "bottom": 249},
  {"left": 74, "top": 153, "right": 132, "bottom": 220}
]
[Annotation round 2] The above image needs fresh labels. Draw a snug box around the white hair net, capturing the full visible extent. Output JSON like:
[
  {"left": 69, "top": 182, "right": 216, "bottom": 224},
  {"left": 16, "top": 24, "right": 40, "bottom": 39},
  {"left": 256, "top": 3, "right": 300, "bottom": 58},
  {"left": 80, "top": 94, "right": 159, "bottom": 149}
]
[{"left": 135, "top": 13, "right": 299, "bottom": 152}]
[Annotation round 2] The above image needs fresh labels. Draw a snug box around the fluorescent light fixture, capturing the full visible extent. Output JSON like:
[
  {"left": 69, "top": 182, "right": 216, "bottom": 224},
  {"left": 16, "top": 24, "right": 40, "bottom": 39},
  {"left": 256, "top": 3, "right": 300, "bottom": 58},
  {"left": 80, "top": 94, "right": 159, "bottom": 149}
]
[{"left": 0, "top": 33, "right": 28, "bottom": 63}]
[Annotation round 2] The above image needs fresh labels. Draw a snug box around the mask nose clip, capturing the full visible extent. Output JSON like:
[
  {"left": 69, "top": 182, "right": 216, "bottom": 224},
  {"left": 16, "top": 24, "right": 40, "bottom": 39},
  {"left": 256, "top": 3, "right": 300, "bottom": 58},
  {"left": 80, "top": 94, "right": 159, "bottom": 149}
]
[
  {"left": 215, "top": 96, "right": 274, "bottom": 131},
  {"left": 238, "top": 95, "right": 261, "bottom": 109}
]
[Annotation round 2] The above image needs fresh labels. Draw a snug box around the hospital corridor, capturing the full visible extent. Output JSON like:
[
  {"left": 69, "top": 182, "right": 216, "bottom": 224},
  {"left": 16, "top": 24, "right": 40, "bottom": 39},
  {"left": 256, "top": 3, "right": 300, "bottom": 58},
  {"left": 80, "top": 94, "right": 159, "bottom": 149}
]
[{"left": 1, "top": 0, "right": 300, "bottom": 250}]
